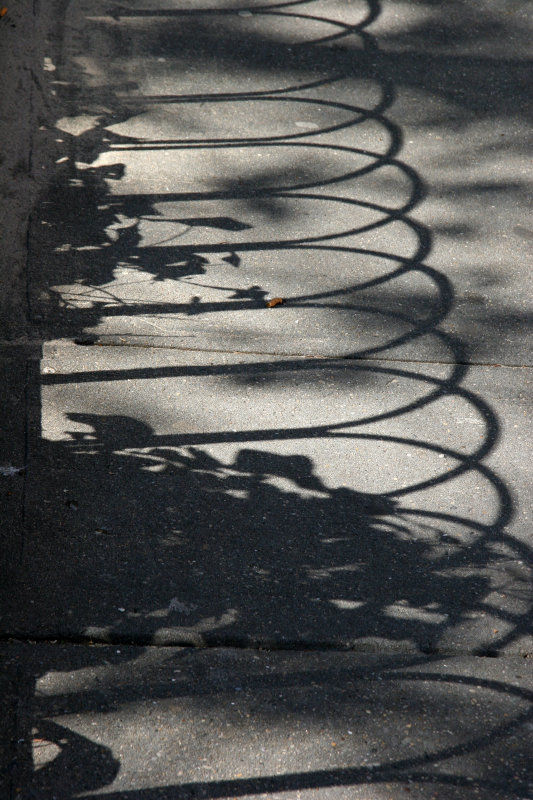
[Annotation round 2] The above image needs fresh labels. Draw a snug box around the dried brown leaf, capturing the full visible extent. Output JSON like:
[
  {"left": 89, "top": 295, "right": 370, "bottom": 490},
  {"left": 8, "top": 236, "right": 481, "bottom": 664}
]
[{"left": 266, "top": 297, "right": 284, "bottom": 308}]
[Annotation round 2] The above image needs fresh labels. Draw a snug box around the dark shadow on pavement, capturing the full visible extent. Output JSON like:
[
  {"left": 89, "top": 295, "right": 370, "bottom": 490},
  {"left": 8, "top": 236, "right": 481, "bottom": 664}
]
[{"left": 2, "top": 0, "right": 532, "bottom": 798}]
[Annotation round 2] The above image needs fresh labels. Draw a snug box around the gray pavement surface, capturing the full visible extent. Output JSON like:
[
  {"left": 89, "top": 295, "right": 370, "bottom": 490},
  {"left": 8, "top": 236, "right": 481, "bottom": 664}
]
[
  {"left": 3, "top": 643, "right": 533, "bottom": 800},
  {"left": 1, "top": 0, "right": 532, "bottom": 798}
]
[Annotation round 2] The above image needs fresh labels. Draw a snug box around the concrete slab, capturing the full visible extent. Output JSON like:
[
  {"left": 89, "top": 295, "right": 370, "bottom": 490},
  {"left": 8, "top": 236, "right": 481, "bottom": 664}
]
[
  {"left": 28, "top": 0, "right": 532, "bottom": 366},
  {"left": 2, "top": 642, "right": 533, "bottom": 799},
  {"left": 2, "top": 2, "right": 532, "bottom": 798},
  {"left": 0, "top": 347, "right": 42, "bottom": 579},
  {"left": 0, "top": 0, "right": 45, "bottom": 338},
  {"left": 2, "top": 344, "right": 531, "bottom": 654}
]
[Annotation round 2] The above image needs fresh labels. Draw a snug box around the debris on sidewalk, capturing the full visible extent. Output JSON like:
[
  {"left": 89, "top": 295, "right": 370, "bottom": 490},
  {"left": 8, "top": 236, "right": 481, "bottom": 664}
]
[
  {"left": 169, "top": 598, "right": 198, "bottom": 615},
  {"left": 266, "top": 297, "right": 284, "bottom": 308},
  {"left": 0, "top": 465, "right": 25, "bottom": 476}
]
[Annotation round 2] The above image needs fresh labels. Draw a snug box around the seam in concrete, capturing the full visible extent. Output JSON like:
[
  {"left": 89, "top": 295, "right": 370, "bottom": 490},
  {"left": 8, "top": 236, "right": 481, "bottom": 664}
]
[
  {"left": 60, "top": 339, "right": 533, "bottom": 369},
  {"left": 21, "top": 360, "right": 32, "bottom": 543},
  {"left": 1, "top": 337, "right": 530, "bottom": 370},
  {"left": 2, "top": 633, "right": 532, "bottom": 659}
]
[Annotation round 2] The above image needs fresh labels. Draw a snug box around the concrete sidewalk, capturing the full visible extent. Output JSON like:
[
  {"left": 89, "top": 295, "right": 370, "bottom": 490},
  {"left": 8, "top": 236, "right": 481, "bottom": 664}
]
[{"left": 1, "top": 1, "right": 532, "bottom": 797}]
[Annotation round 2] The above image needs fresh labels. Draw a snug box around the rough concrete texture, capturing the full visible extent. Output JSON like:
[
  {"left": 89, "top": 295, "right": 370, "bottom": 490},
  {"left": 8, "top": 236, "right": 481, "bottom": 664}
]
[
  {"left": 0, "top": 343, "right": 45, "bottom": 585},
  {"left": 1, "top": 0, "right": 532, "bottom": 798},
  {"left": 0, "top": 1, "right": 38, "bottom": 337},
  {"left": 26, "top": 0, "right": 533, "bottom": 365},
  {"left": 1, "top": 343, "right": 531, "bottom": 657},
  {"left": 3, "top": 643, "right": 533, "bottom": 799}
]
